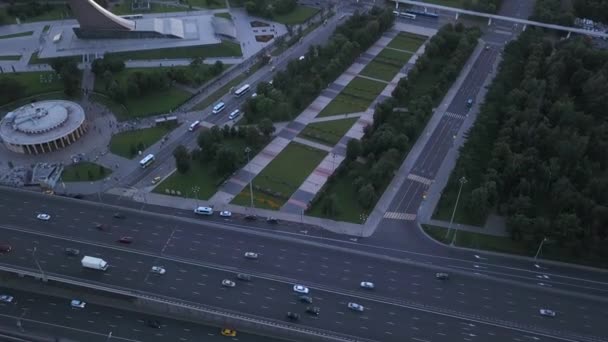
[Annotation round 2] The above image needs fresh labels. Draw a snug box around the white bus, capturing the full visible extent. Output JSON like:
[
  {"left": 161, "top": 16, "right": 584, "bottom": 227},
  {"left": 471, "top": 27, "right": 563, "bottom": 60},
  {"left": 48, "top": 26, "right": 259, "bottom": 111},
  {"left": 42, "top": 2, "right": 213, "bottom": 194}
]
[
  {"left": 139, "top": 154, "right": 155, "bottom": 168},
  {"left": 212, "top": 102, "right": 226, "bottom": 114},
  {"left": 189, "top": 120, "right": 200, "bottom": 131},
  {"left": 234, "top": 84, "right": 251, "bottom": 97},
  {"left": 402, "top": 12, "right": 416, "bottom": 20}
]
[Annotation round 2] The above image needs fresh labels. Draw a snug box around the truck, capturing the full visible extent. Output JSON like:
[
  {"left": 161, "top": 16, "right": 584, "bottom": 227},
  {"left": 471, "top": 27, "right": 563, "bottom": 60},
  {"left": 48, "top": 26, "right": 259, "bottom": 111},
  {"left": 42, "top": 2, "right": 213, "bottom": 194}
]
[{"left": 81, "top": 256, "right": 109, "bottom": 271}]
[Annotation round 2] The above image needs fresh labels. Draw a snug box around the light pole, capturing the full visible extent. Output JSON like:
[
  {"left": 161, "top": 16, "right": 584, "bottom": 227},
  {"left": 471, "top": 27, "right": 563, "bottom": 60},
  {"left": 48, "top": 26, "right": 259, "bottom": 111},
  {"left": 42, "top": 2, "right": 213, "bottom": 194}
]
[
  {"left": 192, "top": 186, "right": 200, "bottom": 207},
  {"left": 32, "top": 247, "right": 46, "bottom": 282},
  {"left": 105, "top": 332, "right": 113, "bottom": 342},
  {"left": 245, "top": 147, "right": 254, "bottom": 210},
  {"left": 448, "top": 176, "right": 467, "bottom": 246},
  {"left": 534, "top": 237, "right": 548, "bottom": 261}
]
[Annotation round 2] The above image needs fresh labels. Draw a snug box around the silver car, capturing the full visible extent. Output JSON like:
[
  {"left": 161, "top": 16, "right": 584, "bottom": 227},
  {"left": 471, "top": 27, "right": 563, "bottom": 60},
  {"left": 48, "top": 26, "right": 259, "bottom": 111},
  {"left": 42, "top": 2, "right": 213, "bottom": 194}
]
[
  {"left": 222, "top": 279, "right": 236, "bottom": 288},
  {"left": 244, "top": 252, "right": 258, "bottom": 259},
  {"left": 348, "top": 302, "right": 364, "bottom": 312},
  {"left": 0, "top": 295, "right": 14, "bottom": 303}
]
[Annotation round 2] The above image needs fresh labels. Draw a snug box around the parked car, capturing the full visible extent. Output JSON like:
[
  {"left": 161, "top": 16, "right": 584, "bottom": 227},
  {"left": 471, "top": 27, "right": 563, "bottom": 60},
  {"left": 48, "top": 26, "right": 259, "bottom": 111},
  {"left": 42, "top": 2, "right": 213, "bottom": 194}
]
[
  {"left": 222, "top": 279, "right": 236, "bottom": 288},
  {"left": 150, "top": 266, "right": 166, "bottom": 275},
  {"left": 219, "top": 211, "right": 232, "bottom": 217},
  {"left": 266, "top": 217, "right": 278, "bottom": 224},
  {"left": 244, "top": 252, "right": 258, "bottom": 259},
  {"left": 293, "top": 285, "right": 309, "bottom": 294},
  {"left": 244, "top": 214, "right": 258, "bottom": 221},
  {"left": 64, "top": 248, "right": 80, "bottom": 256},
  {"left": 360, "top": 281, "right": 375, "bottom": 289}
]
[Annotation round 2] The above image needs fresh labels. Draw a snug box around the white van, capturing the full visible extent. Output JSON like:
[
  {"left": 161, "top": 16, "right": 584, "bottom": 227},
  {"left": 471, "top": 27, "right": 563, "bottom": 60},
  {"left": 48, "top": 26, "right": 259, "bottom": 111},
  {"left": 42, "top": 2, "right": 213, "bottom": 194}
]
[
  {"left": 194, "top": 206, "right": 214, "bottom": 215},
  {"left": 228, "top": 109, "right": 240, "bottom": 120},
  {"left": 189, "top": 120, "right": 200, "bottom": 131},
  {"left": 212, "top": 102, "right": 226, "bottom": 114}
]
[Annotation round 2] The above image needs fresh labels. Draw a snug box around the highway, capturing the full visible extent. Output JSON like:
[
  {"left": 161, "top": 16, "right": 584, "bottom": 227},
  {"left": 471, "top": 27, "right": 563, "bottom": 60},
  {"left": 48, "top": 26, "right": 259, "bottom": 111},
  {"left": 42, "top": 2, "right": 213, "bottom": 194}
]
[
  {"left": 0, "top": 190, "right": 607, "bottom": 341},
  {"left": 0, "top": 287, "right": 275, "bottom": 342}
]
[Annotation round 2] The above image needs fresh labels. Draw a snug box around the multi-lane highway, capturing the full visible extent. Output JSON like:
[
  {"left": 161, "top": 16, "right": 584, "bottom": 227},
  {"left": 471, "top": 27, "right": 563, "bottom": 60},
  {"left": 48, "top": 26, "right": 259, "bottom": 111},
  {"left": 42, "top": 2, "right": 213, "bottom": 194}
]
[
  {"left": 0, "top": 189, "right": 607, "bottom": 342},
  {"left": 0, "top": 286, "right": 275, "bottom": 342}
]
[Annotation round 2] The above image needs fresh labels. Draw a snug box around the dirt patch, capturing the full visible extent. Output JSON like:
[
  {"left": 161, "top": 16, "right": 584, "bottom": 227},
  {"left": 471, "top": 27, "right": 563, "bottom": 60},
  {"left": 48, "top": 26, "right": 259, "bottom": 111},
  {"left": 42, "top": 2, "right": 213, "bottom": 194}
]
[
  {"left": 255, "top": 35, "right": 274, "bottom": 43},
  {"left": 250, "top": 20, "right": 270, "bottom": 27}
]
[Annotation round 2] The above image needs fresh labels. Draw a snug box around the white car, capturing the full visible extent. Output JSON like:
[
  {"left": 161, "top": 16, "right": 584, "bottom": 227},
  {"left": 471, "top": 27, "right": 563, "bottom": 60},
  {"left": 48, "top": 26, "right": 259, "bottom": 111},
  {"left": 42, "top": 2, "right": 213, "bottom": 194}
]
[
  {"left": 222, "top": 279, "right": 236, "bottom": 287},
  {"left": 348, "top": 302, "right": 364, "bottom": 312},
  {"left": 360, "top": 281, "right": 375, "bottom": 289},
  {"left": 36, "top": 213, "right": 51, "bottom": 221},
  {"left": 293, "top": 285, "right": 309, "bottom": 294},
  {"left": 244, "top": 252, "right": 258, "bottom": 259},
  {"left": 70, "top": 299, "right": 86, "bottom": 309},
  {"left": 150, "top": 266, "right": 166, "bottom": 275},
  {"left": 539, "top": 309, "right": 556, "bottom": 317},
  {"left": 219, "top": 211, "right": 232, "bottom": 217},
  {"left": 0, "top": 295, "right": 14, "bottom": 303}
]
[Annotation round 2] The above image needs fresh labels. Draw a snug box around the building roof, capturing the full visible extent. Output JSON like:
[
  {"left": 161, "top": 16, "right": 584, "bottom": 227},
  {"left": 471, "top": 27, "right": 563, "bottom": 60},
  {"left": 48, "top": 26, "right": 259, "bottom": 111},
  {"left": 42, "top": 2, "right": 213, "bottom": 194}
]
[{"left": 0, "top": 100, "right": 86, "bottom": 146}]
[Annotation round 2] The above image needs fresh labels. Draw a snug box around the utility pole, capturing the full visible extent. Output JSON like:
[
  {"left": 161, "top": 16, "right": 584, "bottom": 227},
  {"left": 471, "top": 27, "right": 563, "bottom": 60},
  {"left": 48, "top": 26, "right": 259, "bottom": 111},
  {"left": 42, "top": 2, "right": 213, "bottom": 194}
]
[
  {"left": 32, "top": 247, "right": 46, "bottom": 282},
  {"left": 192, "top": 186, "right": 200, "bottom": 207},
  {"left": 448, "top": 176, "right": 467, "bottom": 246},
  {"left": 245, "top": 147, "right": 254, "bottom": 210}
]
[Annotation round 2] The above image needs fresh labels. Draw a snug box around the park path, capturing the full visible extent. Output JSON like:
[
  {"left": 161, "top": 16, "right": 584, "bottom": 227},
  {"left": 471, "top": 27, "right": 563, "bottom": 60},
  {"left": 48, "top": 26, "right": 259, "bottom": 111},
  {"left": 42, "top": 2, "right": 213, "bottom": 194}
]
[{"left": 209, "top": 24, "right": 436, "bottom": 214}]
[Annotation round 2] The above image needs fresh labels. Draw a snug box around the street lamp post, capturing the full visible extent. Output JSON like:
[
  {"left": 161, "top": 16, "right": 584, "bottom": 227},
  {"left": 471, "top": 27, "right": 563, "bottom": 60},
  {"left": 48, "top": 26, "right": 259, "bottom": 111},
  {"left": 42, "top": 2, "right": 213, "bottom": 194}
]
[
  {"left": 32, "top": 247, "right": 46, "bottom": 282},
  {"left": 245, "top": 147, "right": 254, "bottom": 210},
  {"left": 448, "top": 176, "right": 467, "bottom": 246},
  {"left": 192, "top": 186, "right": 200, "bottom": 207},
  {"left": 534, "top": 237, "right": 548, "bottom": 260}
]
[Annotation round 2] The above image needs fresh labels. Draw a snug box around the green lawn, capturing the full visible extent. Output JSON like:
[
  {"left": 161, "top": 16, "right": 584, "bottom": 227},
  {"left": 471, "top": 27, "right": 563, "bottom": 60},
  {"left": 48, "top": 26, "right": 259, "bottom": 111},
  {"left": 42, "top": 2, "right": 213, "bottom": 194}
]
[
  {"left": 61, "top": 162, "right": 112, "bottom": 182},
  {"left": 360, "top": 49, "right": 413, "bottom": 82},
  {"left": 184, "top": 0, "right": 227, "bottom": 9},
  {"left": 1, "top": 72, "right": 63, "bottom": 99},
  {"left": 317, "top": 77, "right": 387, "bottom": 117},
  {"left": 415, "top": 0, "right": 466, "bottom": 8},
  {"left": 0, "top": 5, "right": 71, "bottom": 23},
  {"left": 28, "top": 52, "right": 80, "bottom": 65},
  {"left": 154, "top": 138, "right": 248, "bottom": 200},
  {"left": 0, "top": 91, "right": 75, "bottom": 115},
  {"left": 107, "top": 41, "right": 242, "bottom": 60},
  {"left": 273, "top": 5, "right": 319, "bottom": 25},
  {"left": 110, "top": 1, "right": 187, "bottom": 15},
  {"left": 94, "top": 68, "right": 191, "bottom": 119},
  {"left": 231, "top": 142, "right": 327, "bottom": 209},
  {"left": 0, "top": 31, "right": 33, "bottom": 39},
  {"left": 0, "top": 55, "right": 21, "bottom": 61},
  {"left": 298, "top": 118, "right": 358, "bottom": 146},
  {"left": 307, "top": 164, "right": 367, "bottom": 223},
  {"left": 387, "top": 32, "right": 427, "bottom": 52},
  {"left": 109, "top": 125, "right": 175, "bottom": 159}
]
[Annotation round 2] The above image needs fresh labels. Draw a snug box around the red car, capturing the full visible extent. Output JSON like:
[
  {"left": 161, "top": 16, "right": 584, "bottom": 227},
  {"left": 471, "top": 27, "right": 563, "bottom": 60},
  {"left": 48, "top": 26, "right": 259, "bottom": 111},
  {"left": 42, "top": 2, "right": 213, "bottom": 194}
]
[
  {"left": 0, "top": 244, "right": 11, "bottom": 253},
  {"left": 118, "top": 236, "right": 133, "bottom": 244}
]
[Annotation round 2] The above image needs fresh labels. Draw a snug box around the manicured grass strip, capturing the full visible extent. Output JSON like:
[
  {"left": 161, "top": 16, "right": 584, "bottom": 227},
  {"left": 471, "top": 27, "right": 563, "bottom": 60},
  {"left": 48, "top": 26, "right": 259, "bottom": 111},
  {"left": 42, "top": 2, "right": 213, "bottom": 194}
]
[
  {"left": 107, "top": 41, "right": 242, "bottom": 60},
  {"left": 0, "top": 5, "right": 71, "bottom": 23},
  {"left": 317, "top": 77, "right": 386, "bottom": 117},
  {"left": 2, "top": 72, "right": 63, "bottom": 98},
  {"left": 307, "top": 163, "right": 367, "bottom": 223},
  {"left": 154, "top": 138, "right": 248, "bottom": 200},
  {"left": 0, "top": 55, "right": 22, "bottom": 61},
  {"left": 231, "top": 142, "right": 327, "bottom": 209},
  {"left": 360, "top": 49, "right": 412, "bottom": 81},
  {"left": 110, "top": 1, "right": 188, "bottom": 15},
  {"left": 109, "top": 126, "right": 174, "bottom": 159},
  {"left": 28, "top": 51, "right": 80, "bottom": 65},
  {"left": 273, "top": 5, "right": 319, "bottom": 25},
  {"left": 413, "top": 0, "right": 465, "bottom": 8},
  {"left": 61, "top": 162, "right": 112, "bottom": 182},
  {"left": 42, "top": 25, "right": 50, "bottom": 33},
  {"left": 387, "top": 32, "right": 427, "bottom": 52},
  {"left": 214, "top": 12, "right": 232, "bottom": 20},
  {"left": 184, "top": 0, "right": 227, "bottom": 9},
  {"left": 0, "top": 31, "right": 33, "bottom": 39},
  {"left": 422, "top": 224, "right": 529, "bottom": 255},
  {"left": 298, "top": 117, "right": 358, "bottom": 146}
]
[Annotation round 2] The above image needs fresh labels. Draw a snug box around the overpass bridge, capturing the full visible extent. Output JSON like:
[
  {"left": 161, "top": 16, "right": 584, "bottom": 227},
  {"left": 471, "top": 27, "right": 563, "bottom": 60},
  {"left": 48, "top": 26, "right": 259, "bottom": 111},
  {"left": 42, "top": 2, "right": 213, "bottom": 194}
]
[{"left": 392, "top": 0, "right": 608, "bottom": 39}]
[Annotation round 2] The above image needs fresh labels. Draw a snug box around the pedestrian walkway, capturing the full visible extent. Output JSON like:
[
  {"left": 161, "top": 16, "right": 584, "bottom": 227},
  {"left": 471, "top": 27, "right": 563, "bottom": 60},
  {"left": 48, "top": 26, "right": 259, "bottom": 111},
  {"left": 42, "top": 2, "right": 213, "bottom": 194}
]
[
  {"left": 292, "top": 137, "right": 332, "bottom": 152},
  {"left": 309, "top": 112, "right": 366, "bottom": 123}
]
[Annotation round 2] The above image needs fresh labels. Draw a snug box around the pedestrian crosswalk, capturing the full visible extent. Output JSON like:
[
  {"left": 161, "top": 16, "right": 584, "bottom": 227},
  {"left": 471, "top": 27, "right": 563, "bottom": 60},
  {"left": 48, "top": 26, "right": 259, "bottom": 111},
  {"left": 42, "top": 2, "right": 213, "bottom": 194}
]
[
  {"left": 383, "top": 212, "right": 417, "bottom": 221},
  {"left": 445, "top": 112, "right": 466, "bottom": 120},
  {"left": 407, "top": 173, "right": 433, "bottom": 186}
]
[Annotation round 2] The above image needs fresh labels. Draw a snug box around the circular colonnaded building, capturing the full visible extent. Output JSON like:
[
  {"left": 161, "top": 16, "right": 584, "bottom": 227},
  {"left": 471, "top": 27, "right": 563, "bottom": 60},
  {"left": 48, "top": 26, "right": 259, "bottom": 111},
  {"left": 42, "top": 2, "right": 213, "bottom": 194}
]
[{"left": 0, "top": 100, "right": 88, "bottom": 154}]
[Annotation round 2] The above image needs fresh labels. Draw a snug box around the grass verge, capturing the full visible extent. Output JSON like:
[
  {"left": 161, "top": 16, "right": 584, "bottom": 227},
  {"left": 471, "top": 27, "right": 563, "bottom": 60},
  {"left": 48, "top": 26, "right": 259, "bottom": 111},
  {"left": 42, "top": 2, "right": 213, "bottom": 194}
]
[
  {"left": 0, "top": 55, "right": 22, "bottom": 61},
  {"left": 61, "top": 162, "right": 112, "bottom": 182},
  {"left": 317, "top": 77, "right": 387, "bottom": 117},
  {"left": 0, "top": 31, "right": 33, "bottom": 39},
  {"left": 107, "top": 41, "right": 242, "bottom": 60},
  {"left": 273, "top": 6, "right": 319, "bottom": 25},
  {"left": 298, "top": 117, "right": 358, "bottom": 146},
  {"left": 231, "top": 142, "right": 326, "bottom": 209},
  {"left": 360, "top": 49, "right": 413, "bottom": 82},
  {"left": 109, "top": 125, "right": 175, "bottom": 159},
  {"left": 387, "top": 32, "right": 427, "bottom": 52}
]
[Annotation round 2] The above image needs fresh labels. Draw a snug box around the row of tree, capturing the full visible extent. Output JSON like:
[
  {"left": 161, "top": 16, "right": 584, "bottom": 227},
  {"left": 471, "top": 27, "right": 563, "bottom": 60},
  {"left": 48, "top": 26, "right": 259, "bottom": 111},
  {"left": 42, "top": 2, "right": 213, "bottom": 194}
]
[
  {"left": 172, "top": 122, "right": 274, "bottom": 178},
  {"left": 244, "top": 0, "right": 297, "bottom": 19},
  {"left": 532, "top": 0, "right": 608, "bottom": 25},
  {"left": 573, "top": 0, "right": 608, "bottom": 22},
  {"left": 241, "top": 7, "right": 395, "bottom": 124},
  {"left": 462, "top": 0, "right": 503, "bottom": 13},
  {"left": 443, "top": 29, "right": 608, "bottom": 261},
  {"left": 313, "top": 24, "right": 481, "bottom": 215}
]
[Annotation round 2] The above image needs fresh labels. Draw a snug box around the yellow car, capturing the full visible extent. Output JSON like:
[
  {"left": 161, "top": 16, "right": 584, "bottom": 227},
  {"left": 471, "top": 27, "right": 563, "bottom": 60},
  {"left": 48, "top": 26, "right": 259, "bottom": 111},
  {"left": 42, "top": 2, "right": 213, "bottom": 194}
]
[{"left": 221, "top": 328, "right": 237, "bottom": 337}]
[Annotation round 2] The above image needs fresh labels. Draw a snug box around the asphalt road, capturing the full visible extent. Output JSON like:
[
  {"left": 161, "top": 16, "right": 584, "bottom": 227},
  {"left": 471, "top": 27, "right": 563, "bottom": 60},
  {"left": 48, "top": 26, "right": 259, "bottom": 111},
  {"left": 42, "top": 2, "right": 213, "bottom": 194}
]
[
  {"left": 0, "top": 191, "right": 606, "bottom": 341},
  {"left": 0, "top": 287, "right": 276, "bottom": 342}
]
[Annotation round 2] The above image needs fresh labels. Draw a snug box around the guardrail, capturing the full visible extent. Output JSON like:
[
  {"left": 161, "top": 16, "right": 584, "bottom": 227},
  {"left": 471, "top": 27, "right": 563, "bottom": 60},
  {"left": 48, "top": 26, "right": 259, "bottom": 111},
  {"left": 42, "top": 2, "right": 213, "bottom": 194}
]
[{"left": 0, "top": 264, "right": 373, "bottom": 342}]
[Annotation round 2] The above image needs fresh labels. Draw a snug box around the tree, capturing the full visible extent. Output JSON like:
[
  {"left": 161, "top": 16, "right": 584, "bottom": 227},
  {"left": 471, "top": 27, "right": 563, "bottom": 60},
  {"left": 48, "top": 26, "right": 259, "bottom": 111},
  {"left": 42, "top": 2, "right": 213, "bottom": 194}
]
[
  {"left": 357, "top": 183, "right": 377, "bottom": 209},
  {"left": 0, "top": 77, "right": 25, "bottom": 106},
  {"left": 173, "top": 145, "right": 191, "bottom": 174},
  {"left": 258, "top": 118, "right": 275, "bottom": 137},
  {"left": 346, "top": 139, "right": 361, "bottom": 161},
  {"left": 215, "top": 147, "right": 239, "bottom": 176},
  {"left": 98, "top": 165, "right": 106, "bottom": 177}
]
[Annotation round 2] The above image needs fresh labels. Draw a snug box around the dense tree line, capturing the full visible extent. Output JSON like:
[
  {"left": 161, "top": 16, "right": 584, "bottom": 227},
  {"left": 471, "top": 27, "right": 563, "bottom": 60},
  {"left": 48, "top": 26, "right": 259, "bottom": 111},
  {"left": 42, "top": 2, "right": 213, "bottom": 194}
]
[
  {"left": 531, "top": 0, "right": 575, "bottom": 26},
  {"left": 573, "top": 0, "right": 608, "bottom": 22},
  {"left": 463, "top": 0, "right": 502, "bottom": 13},
  {"left": 50, "top": 58, "right": 80, "bottom": 97},
  {"left": 314, "top": 24, "right": 480, "bottom": 215},
  {"left": 444, "top": 29, "right": 608, "bottom": 261},
  {"left": 241, "top": 7, "right": 394, "bottom": 123},
  {"left": 244, "top": 0, "right": 297, "bottom": 18}
]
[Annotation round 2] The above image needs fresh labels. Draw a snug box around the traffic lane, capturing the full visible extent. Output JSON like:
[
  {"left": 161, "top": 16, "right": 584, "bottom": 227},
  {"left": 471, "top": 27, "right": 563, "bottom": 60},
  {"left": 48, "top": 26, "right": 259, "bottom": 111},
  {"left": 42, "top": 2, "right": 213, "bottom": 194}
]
[
  {"left": 0, "top": 287, "right": 272, "bottom": 342},
  {"left": 4, "top": 191, "right": 608, "bottom": 297},
  {"left": 2, "top": 227, "right": 606, "bottom": 339},
  {"left": 409, "top": 115, "right": 461, "bottom": 178},
  {"left": 385, "top": 179, "right": 427, "bottom": 213}
]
